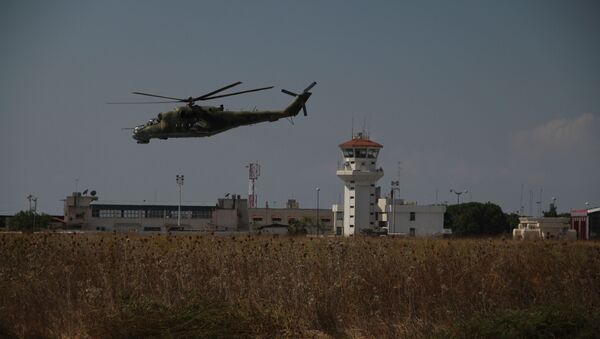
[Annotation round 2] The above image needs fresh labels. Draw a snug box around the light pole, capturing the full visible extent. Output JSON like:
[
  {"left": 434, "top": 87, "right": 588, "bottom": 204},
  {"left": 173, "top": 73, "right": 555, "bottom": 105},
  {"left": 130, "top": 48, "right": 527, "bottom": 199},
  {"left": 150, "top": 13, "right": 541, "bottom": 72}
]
[
  {"left": 390, "top": 181, "right": 400, "bottom": 234},
  {"left": 176, "top": 175, "right": 184, "bottom": 228},
  {"left": 316, "top": 187, "right": 320, "bottom": 236},
  {"left": 450, "top": 189, "right": 468, "bottom": 205},
  {"left": 27, "top": 195, "right": 38, "bottom": 231}
]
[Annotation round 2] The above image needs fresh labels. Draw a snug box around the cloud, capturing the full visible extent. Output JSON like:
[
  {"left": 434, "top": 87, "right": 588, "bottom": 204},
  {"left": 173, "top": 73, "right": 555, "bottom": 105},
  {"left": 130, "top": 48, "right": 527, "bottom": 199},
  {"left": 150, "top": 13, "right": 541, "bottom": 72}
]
[{"left": 511, "top": 113, "right": 600, "bottom": 154}]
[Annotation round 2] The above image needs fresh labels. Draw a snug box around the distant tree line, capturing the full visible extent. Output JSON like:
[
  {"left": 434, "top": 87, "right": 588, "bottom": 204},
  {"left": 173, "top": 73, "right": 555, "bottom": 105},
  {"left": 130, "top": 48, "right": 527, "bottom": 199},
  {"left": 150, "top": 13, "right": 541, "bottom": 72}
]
[
  {"left": 444, "top": 202, "right": 514, "bottom": 236},
  {"left": 8, "top": 211, "right": 51, "bottom": 231}
]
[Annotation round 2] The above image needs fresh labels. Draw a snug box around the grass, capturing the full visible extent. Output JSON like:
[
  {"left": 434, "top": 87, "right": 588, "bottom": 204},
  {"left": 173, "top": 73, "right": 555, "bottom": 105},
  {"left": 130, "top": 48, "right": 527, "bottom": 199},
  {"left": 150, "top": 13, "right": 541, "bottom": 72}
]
[{"left": 0, "top": 233, "right": 598, "bottom": 338}]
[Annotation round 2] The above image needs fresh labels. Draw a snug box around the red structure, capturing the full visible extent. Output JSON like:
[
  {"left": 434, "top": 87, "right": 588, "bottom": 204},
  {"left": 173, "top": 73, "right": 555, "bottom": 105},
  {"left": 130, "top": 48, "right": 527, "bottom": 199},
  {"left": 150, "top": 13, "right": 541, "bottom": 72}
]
[{"left": 571, "top": 209, "right": 588, "bottom": 240}]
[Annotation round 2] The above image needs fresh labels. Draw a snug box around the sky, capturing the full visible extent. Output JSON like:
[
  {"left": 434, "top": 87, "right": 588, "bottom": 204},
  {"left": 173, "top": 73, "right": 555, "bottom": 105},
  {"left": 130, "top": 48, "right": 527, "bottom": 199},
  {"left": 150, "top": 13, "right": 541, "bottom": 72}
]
[{"left": 1, "top": 0, "right": 599, "bottom": 215}]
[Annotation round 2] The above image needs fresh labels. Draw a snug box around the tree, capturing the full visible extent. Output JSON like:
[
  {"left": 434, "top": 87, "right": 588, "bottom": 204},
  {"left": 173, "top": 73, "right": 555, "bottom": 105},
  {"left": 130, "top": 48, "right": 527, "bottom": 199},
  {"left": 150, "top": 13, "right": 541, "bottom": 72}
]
[
  {"left": 544, "top": 204, "right": 558, "bottom": 217},
  {"left": 444, "top": 202, "right": 510, "bottom": 236},
  {"left": 287, "top": 216, "right": 314, "bottom": 236},
  {"left": 9, "top": 210, "right": 51, "bottom": 231}
]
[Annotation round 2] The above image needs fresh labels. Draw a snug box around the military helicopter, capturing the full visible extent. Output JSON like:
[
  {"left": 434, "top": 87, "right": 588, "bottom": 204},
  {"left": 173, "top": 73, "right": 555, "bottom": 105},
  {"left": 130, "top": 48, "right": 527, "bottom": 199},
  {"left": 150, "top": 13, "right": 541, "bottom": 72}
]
[{"left": 112, "top": 81, "right": 316, "bottom": 144}]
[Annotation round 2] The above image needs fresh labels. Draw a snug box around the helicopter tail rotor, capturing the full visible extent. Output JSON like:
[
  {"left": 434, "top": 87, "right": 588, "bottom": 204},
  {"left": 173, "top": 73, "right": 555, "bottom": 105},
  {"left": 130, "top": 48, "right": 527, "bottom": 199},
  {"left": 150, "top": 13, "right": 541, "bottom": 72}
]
[{"left": 281, "top": 81, "right": 316, "bottom": 116}]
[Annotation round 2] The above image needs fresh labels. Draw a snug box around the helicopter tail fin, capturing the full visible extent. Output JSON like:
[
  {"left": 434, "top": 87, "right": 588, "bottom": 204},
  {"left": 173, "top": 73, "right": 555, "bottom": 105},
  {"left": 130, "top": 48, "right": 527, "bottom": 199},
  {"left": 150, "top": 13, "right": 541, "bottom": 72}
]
[{"left": 281, "top": 82, "right": 316, "bottom": 117}]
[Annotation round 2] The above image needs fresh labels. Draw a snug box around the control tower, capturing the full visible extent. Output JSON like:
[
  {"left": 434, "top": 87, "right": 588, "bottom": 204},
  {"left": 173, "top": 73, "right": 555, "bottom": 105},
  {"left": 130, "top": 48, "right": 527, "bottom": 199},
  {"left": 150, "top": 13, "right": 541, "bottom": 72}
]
[{"left": 336, "top": 133, "right": 384, "bottom": 236}]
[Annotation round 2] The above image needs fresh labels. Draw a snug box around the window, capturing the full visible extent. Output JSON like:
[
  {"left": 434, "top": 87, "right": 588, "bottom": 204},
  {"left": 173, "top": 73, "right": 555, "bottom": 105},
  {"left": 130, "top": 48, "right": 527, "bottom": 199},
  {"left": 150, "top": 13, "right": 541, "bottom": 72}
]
[
  {"left": 123, "top": 210, "right": 142, "bottom": 218},
  {"left": 336, "top": 213, "right": 343, "bottom": 220},
  {"left": 355, "top": 148, "right": 367, "bottom": 158},
  {"left": 343, "top": 148, "right": 354, "bottom": 157},
  {"left": 99, "top": 209, "right": 121, "bottom": 218},
  {"left": 320, "top": 218, "right": 331, "bottom": 223},
  {"left": 252, "top": 217, "right": 263, "bottom": 221},
  {"left": 350, "top": 196, "right": 354, "bottom": 199},
  {"left": 146, "top": 210, "right": 164, "bottom": 218},
  {"left": 410, "top": 212, "right": 416, "bottom": 221},
  {"left": 192, "top": 210, "right": 211, "bottom": 219},
  {"left": 272, "top": 217, "right": 282, "bottom": 222},
  {"left": 367, "top": 149, "right": 379, "bottom": 158},
  {"left": 172, "top": 210, "right": 192, "bottom": 219},
  {"left": 350, "top": 186, "right": 355, "bottom": 190}
]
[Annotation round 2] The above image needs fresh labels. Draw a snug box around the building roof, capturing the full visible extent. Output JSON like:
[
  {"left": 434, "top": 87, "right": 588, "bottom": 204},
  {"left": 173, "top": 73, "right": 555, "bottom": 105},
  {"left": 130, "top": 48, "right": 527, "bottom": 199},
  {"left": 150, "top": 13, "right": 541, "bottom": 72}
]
[{"left": 339, "top": 135, "right": 383, "bottom": 148}]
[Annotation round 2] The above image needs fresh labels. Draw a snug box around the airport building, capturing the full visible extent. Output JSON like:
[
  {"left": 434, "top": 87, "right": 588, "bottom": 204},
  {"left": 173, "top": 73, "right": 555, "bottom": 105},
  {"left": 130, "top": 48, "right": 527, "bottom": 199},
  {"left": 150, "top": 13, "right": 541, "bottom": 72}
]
[
  {"left": 570, "top": 207, "right": 600, "bottom": 240},
  {"left": 63, "top": 192, "right": 332, "bottom": 233}
]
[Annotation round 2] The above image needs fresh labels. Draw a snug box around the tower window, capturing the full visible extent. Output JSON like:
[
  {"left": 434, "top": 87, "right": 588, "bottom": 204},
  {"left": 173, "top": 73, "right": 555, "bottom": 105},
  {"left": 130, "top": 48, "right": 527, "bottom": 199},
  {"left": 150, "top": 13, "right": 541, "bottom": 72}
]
[
  {"left": 343, "top": 149, "right": 354, "bottom": 157},
  {"left": 410, "top": 212, "right": 416, "bottom": 221}
]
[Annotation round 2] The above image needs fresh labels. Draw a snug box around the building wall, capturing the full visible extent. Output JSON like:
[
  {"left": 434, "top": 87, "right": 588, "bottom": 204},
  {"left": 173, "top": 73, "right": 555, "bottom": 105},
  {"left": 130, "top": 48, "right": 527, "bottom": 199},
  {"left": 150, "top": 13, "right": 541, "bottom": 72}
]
[
  {"left": 248, "top": 207, "right": 333, "bottom": 233},
  {"left": 387, "top": 204, "right": 446, "bottom": 236}
]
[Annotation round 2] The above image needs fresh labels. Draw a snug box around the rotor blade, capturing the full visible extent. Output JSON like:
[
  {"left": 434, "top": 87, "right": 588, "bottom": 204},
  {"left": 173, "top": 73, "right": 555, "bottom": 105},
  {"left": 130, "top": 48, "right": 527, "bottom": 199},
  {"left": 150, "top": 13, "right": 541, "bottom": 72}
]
[
  {"left": 302, "top": 104, "right": 307, "bottom": 116},
  {"left": 192, "top": 81, "right": 242, "bottom": 101},
  {"left": 201, "top": 86, "right": 274, "bottom": 100},
  {"left": 281, "top": 89, "right": 298, "bottom": 96},
  {"left": 303, "top": 81, "right": 317, "bottom": 93},
  {"left": 132, "top": 92, "right": 185, "bottom": 101},
  {"left": 107, "top": 100, "right": 181, "bottom": 104}
]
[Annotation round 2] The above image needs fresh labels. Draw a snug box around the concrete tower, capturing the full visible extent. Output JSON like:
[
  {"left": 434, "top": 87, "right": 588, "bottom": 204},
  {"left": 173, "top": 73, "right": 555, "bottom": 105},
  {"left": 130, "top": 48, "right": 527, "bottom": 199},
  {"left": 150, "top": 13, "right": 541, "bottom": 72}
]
[{"left": 336, "top": 133, "right": 384, "bottom": 236}]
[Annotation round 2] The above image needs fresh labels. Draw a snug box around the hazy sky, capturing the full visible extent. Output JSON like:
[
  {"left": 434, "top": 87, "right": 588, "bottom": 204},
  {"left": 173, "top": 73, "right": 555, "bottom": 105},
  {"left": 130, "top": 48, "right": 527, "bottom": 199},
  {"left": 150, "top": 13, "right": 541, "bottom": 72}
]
[{"left": 1, "top": 0, "right": 599, "bottom": 215}]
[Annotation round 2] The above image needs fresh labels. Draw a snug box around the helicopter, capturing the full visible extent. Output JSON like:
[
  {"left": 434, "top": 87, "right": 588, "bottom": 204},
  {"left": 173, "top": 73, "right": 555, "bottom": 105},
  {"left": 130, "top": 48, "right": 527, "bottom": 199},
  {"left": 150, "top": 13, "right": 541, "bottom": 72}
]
[{"left": 112, "top": 81, "right": 316, "bottom": 144}]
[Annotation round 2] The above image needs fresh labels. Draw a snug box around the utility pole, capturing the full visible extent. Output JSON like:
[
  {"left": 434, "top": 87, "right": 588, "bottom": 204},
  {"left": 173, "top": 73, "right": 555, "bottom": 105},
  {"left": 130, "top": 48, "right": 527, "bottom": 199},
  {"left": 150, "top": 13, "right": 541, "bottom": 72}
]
[
  {"left": 316, "top": 187, "right": 320, "bottom": 236},
  {"left": 391, "top": 180, "right": 400, "bottom": 234},
  {"left": 27, "top": 195, "right": 38, "bottom": 230},
  {"left": 176, "top": 175, "right": 184, "bottom": 228}
]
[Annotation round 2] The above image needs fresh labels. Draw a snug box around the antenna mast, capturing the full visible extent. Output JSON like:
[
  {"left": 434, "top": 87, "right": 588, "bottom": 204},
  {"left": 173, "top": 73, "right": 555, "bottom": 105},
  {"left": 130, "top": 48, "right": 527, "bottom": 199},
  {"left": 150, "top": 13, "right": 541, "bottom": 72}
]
[{"left": 247, "top": 162, "right": 261, "bottom": 208}]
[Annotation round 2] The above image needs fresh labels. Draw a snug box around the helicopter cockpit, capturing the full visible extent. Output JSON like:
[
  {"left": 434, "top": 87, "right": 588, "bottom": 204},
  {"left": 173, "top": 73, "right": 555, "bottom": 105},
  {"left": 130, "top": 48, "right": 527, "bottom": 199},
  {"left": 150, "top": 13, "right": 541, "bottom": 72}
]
[{"left": 147, "top": 117, "right": 160, "bottom": 125}]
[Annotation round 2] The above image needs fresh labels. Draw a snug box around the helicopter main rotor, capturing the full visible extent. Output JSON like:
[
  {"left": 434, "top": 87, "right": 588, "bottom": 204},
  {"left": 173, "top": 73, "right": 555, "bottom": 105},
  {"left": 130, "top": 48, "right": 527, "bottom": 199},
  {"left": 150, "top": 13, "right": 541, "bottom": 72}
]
[{"left": 110, "top": 82, "right": 274, "bottom": 106}]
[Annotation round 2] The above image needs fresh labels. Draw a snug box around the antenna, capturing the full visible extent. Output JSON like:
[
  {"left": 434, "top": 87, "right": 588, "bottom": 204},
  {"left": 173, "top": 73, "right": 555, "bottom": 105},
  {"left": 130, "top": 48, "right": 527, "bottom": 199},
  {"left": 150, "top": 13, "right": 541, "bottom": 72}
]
[
  {"left": 529, "top": 190, "right": 533, "bottom": 216},
  {"left": 395, "top": 161, "right": 402, "bottom": 198},
  {"left": 247, "top": 162, "right": 261, "bottom": 208},
  {"left": 362, "top": 117, "right": 367, "bottom": 137},
  {"left": 351, "top": 117, "right": 354, "bottom": 138},
  {"left": 520, "top": 184, "right": 524, "bottom": 216}
]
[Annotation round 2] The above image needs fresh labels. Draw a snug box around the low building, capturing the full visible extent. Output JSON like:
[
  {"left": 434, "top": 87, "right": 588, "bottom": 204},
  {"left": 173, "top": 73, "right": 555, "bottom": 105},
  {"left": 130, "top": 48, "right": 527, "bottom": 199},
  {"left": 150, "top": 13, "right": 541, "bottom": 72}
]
[
  {"left": 64, "top": 192, "right": 245, "bottom": 232},
  {"left": 513, "top": 217, "right": 576, "bottom": 240},
  {"left": 571, "top": 207, "right": 600, "bottom": 240},
  {"left": 63, "top": 192, "right": 331, "bottom": 234},
  {"left": 248, "top": 199, "right": 333, "bottom": 234},
  {"left": 378, "top": 198, "right": 448, "bottom": 236}
]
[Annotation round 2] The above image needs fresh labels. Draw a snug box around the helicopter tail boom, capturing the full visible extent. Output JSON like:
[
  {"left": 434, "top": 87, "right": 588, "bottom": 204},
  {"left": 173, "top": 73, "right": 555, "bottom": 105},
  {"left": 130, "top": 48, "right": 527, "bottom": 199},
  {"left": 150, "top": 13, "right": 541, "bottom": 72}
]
[{"left": 281, "top": 82, "right": 316, "bottom": 117}]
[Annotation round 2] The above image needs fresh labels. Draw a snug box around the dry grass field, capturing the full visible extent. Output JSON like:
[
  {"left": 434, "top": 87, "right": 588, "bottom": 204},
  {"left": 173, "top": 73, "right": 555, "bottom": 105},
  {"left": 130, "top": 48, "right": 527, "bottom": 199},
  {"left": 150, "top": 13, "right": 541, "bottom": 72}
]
[{"left": 0, "top": 233, "right": 599, "bottom": 338}]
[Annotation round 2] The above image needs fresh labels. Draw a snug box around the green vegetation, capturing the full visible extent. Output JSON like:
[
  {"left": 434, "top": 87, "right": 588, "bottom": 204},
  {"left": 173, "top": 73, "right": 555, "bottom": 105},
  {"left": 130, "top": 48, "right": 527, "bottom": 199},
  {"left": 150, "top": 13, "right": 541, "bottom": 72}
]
[
  {"left": 445, "top": 202, "right": 511, "bottom": 235},
  {"left": 0, "top": 234, "right": 598, "bottom": 338},
  {"left": 8, "top": 211, "right": 51, "bottom": 231},
  {"left": 438, "top": 304, "right": 600, "bottom": 339}
]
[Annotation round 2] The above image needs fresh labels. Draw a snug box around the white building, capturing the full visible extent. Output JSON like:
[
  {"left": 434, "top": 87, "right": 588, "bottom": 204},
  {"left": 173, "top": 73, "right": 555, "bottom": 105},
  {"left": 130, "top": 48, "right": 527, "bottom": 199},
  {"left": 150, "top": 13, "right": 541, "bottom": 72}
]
[
  {"left": 332, "top": 133, "right": 447, "bottom": 237},
  {"left": 379, "top": 198, "right": 448, "bottom": 236},
  {"left": 334, "top": 133, "right": 384, "bottom": 236}
]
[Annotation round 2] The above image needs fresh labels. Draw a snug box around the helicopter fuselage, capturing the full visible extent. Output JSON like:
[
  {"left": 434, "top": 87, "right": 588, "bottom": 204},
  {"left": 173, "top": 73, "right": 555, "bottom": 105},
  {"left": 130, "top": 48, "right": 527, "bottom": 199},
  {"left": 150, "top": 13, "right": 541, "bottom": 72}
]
[{"left": 132, "top": 93, "right": 309, "bottom": 143}]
